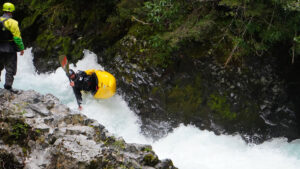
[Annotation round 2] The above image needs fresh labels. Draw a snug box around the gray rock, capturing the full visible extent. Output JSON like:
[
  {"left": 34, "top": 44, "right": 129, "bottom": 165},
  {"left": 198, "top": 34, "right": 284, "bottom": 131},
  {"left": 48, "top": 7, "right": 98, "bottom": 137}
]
[
  {"left": 0, "top": 88, "right": 177, "bottom": 169},
  {"left": 29, "top": 102, "right": 51, "bottom": 116}
]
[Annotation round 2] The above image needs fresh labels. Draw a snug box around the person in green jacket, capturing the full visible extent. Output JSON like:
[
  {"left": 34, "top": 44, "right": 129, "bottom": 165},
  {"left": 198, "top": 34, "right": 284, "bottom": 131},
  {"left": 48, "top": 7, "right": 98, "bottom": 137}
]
[{"left": 0, "top": 2, "right": 24, "bottom": 92}]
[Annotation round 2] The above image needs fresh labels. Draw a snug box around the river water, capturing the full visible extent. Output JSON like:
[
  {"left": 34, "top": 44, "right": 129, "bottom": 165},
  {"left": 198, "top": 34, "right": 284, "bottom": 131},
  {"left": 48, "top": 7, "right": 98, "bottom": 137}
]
[{"left": 1, "top": 49, "right": 300, "bottom": 169}]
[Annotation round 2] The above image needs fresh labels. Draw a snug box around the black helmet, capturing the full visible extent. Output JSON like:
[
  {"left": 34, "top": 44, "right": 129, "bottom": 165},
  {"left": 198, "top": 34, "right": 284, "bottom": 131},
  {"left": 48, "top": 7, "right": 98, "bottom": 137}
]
[{"left": 68, "top": 69, "right": 76, "bottom": 79}]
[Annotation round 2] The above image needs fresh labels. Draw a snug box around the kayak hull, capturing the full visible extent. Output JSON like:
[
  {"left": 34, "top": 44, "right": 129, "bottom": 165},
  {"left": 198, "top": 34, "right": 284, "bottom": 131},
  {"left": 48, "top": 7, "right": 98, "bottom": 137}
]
[{"left": 85, "top": 69, "right": 116, "bottom": 99}]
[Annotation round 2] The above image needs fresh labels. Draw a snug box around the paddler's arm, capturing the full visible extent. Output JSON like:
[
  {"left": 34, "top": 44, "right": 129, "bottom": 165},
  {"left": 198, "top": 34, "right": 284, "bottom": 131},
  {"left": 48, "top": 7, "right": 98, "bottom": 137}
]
[
  {"left": 70, "top": 81, "right": 83, "bottom": 110},
  {"left": 73, "top": 87, "right": 83, "bottom": 110},
  {"left": 5, "top": 19, "right": 25, "bottom": 55}
]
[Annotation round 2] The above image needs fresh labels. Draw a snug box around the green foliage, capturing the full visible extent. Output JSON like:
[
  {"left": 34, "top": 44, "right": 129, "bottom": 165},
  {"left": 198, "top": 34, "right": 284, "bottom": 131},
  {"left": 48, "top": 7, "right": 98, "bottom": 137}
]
[
  {"left": 219, "top": 0, "right": 243, "bottom": 7},
  {"left": 294, "top": 36, "right": 300, "bottom": 43},
  {"left": 111, "top": 139, "right": 126, "bottom": 150},
  {"left": 144, "top": 0, "right": 181, "bottom": 30},
  {"left": 20, "top": 110, "right": 27, "bottom": 115},
  {"left": 0, "top": 117, "right": 40, "bottom": 152},
  {"left": 162, "top": 13, "right": 216, "bottom": 47},
  {"left": 148, "top": 35, "right": 174, "bottom": 66},
  {"left": 294, "top": 36, "right": 300, "bottom": 55},
  {"left": 19, "top": 0, "right": 120, "bottom": 61},
  {"left": 117, "top": 0, "right": 145, "bottom": 19},
  {"left": 214, "top": 0, "right": 300, "bottom": 64},
  {"left": 35, "top": 129, "right": 41, "bottom": 134},
  {"left": 11, "top": 123, "right": 29, "bottom": 139},
  {"left": 21, "top": 9, "right": 42, "bottom": 29},
  {"left": 34, "top": 28, "right": 85, "bottom": 60},
  {"left": 15, "top": 0, "right": 300, "bottom": 70},
  {"left": 141, "top": 146, "right": 152, "bottom": 152},
  {"left": 284, "top": 0, "right": 300, "bottom": 11},
  {"left": 142, "top": 153, "right": 159, "bottom": 166}
]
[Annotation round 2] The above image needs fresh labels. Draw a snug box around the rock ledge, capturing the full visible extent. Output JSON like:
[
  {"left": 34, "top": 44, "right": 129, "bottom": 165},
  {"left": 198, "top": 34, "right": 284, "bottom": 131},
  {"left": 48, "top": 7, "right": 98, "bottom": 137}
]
[{"left": 0, "top": 89, "right": 176, "bottom": 169}]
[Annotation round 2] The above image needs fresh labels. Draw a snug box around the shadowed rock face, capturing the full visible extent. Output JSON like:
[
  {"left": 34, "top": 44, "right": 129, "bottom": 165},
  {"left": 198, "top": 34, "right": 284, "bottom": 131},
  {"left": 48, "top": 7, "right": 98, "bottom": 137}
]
[
  {"left": 0, "top": 89, "right": 177, "bottom": 169},
  {"left": 14, "top": 0, "right": 300, "bottom": 144},
  {"left": 110, "top": 53, "right": 300, "bottom": 143}
]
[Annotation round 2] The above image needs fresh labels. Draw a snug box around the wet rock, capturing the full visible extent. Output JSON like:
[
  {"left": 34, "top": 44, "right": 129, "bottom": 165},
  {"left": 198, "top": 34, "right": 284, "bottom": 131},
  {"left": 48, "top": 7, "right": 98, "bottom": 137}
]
[
  {"left": 110, "top": 49, "right": 299, "bottom": 143},
  {"left": 29, "top": 102, "right": 51, "bottom": 116},
  {"left": 0, "top": 89, "right": 177, "bottom": 169}
]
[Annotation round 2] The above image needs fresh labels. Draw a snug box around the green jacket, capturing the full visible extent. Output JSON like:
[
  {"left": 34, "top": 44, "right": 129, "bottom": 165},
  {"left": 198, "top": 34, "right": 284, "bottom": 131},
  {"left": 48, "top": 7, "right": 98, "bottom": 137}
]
[{"left": 0, "top": 14, "right": 24, "bottom": 51}]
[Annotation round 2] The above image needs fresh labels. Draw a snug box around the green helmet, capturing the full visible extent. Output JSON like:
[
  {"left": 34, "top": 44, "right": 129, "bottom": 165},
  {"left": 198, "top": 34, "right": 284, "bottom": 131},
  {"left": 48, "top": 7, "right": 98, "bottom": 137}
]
[{"left": 3, "top": 2, "right": 15, "bottom": 12}]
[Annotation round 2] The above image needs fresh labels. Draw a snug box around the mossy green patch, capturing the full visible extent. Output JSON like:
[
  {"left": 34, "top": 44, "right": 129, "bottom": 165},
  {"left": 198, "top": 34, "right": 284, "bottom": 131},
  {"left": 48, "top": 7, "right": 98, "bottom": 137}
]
[
  {"left": 142, "top": 153, "right": 159, "bottom": 166},
  {"left": 111, "top": 139, "right": 126, "bottom": 150},
  {"left": 165, "top": 75, "right": 203, "bottom": 122},
  {"left": 141, "top": 146, "right": 152, "bottom": 152},
  {"left": 0, "top": 118, "right": 40, "bottom": 154},
  {"left": 208, "top": 94, "right": 237, "bottom": 121}
]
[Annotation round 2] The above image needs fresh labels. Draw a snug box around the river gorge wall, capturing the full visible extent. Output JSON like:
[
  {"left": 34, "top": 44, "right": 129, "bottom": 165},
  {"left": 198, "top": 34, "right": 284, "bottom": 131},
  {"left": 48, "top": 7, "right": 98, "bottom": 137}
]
[{"left": 9, "top": 0, "right": 300, "bottom": 143}]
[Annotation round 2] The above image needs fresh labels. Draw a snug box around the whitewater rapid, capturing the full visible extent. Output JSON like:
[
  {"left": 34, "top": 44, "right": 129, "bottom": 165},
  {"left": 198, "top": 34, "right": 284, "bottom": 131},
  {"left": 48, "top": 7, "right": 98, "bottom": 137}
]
[{"left": 1, "top": 49, "right": 300, "bottom": 169}]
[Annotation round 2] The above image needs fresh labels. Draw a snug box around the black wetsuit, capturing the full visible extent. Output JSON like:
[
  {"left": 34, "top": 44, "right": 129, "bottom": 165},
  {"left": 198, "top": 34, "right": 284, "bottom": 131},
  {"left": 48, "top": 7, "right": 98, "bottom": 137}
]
[{"left": 71, "top": 71, "right": 98, "bottom": 106}]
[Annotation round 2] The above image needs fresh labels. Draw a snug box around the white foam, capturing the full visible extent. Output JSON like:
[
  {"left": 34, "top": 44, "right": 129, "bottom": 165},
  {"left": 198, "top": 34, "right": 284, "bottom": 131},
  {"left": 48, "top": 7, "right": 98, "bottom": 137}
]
[{"left": 153, "top": 124, "right": 300, "bottom": 169}]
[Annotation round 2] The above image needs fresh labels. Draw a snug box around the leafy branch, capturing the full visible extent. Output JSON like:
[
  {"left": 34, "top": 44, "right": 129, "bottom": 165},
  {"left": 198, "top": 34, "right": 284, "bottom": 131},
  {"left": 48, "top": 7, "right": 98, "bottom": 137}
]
[{"left": 224, "top": 16, "right": 253, "bottom": 67}]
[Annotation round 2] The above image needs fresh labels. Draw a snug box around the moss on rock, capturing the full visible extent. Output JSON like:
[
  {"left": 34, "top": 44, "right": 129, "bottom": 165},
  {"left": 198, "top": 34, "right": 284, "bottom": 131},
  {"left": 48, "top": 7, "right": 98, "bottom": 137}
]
[
  {"left": 0, "top": 149, "right": 24, "bottom": 169},
  {"left": 208, "top": 93, "right": 237, "bottom": 121},
  {"left": 142, "top": 153, "right": 159, "bottom": 167},
  {"left": 0, "top": 117, "right": 39, "bottom": 154}
]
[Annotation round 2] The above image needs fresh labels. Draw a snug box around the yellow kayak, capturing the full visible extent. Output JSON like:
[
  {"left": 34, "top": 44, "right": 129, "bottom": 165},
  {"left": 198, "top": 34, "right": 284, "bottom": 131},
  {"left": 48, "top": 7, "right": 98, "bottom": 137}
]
[{"left": 85, "top": 69, "right": 116, "bottom": 99}]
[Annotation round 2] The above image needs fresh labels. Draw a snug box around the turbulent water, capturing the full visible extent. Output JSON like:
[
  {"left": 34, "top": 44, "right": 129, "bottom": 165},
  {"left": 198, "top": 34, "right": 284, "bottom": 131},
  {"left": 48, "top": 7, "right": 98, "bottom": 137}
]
[{"left": 1, "top": 49, "right": 300, "bottom": 169}]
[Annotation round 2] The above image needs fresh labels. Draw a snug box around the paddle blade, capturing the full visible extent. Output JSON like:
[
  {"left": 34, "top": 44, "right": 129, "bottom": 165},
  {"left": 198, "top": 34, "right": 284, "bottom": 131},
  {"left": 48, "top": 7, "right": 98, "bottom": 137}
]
[{"left": 59, "top": 55, "right": 69, "bottom": 72}]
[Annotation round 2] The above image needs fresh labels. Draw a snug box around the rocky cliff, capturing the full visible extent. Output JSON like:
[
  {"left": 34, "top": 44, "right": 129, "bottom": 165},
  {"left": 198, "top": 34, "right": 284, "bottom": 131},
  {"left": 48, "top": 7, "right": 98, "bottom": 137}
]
[{"left": 0, "top": 89, "right": 176, "bottom": 169}]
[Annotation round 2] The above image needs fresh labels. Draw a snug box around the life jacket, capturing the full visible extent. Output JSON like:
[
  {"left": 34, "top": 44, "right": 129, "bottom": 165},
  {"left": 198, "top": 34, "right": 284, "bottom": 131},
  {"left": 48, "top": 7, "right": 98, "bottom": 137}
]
[
  {"left": 0, "top": 16, "right": 13, "bottom": 41},
  {"left": 74, "top": 71, "right": 97, "bottom": 92}
]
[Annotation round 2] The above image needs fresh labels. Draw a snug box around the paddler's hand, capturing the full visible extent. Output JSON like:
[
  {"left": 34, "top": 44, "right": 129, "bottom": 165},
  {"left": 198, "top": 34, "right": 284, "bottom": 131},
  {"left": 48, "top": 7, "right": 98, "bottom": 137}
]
[
  {"left": 78, "top": 106, "right": 83, "bottom": 111},
  {"left": 70, "top": 81, "right": 75, "bottom": 87},
  {"left": 20, "top": 50, "right": 24, "bottom": 56}
]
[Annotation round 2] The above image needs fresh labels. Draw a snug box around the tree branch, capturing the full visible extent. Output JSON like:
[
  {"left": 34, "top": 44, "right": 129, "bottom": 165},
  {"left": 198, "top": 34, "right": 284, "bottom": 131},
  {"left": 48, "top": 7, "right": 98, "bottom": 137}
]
[
  {"left": 224, "top": 16, "right": 253, "bottom": 67},
  {"left": 131, "top": 16, "right": 151, "bottom": 25}
]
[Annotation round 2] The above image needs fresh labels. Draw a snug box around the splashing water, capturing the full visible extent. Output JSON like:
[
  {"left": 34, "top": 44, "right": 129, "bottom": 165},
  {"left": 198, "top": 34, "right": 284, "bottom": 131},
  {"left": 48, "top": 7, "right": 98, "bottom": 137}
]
[{"left": 1, "top": 49, "right": 300, "bottom": 169}]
